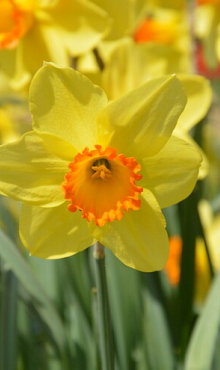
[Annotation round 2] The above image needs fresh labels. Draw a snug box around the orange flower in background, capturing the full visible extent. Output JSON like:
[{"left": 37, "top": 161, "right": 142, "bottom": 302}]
[
  {"left": 165, "top": 235, "right": 182, "bottom": 285},
  {"left": 134, "top": 17, "right": 176, "bottom": 44}
]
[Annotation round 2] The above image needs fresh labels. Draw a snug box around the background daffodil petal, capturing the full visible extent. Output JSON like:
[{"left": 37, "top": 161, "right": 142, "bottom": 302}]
[
  {"left": 0, "top": 48, "right": 31, "bottom": 92},
  {"left": 23, "top": 22, "right": 70, "bottom": 70},
  {"left": 30, "top": 63, "right": 108, "bottom": 151},
  {"left": 0, "top": 131, "right": 76, "bottom": 206},
  {"left": 195, "top": 5, "right": 219, "bottom": 69},
  {"left": 0, "top": 21, "right": 70, "bottom": 91},
  {"left": 177, "top": 74, "right": 212, "bottom": 132},
  {"left": 20, "top": 203, "right": 95, "bottom": 258},
  {"left": 39, "top": 0, "right": 112, "bottom": 55},
  {"left": 90, "top": 189, "right": 169, "bottom": 272},
  {"left": 97, "top": 74, "right": 187, "bottom": 159},
  {"left": 140, "top": 135, "right": 202, "bottom": 208},
  {"left": 34, "top": 0, "right": 61, "bottom": 9},
  {"left": 91, "top": 0, "right": 145, "bottom": 39}
]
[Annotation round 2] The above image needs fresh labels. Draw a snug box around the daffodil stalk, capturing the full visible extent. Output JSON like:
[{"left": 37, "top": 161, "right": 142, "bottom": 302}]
[{"left": 93, "top": 241, "right": 114, "bottom": 370}]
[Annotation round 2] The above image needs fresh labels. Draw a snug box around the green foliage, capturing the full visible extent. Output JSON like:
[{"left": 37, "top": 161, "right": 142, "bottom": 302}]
[{"left": 1, "top": 184, "right": 220, "bottom": 370}]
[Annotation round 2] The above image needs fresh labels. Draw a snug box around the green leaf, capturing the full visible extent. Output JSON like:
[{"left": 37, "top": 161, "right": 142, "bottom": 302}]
[
  {"left": 184, "top": 270, "right": 220, "bottom": 370},
  {"left": 0, "top": 270, "right": 18, "bottom": 370},
  {"left": 142, "top": 274, "right": 176, "bottom": 370},
  {"left": 0, "top": 228, "right": 67, "bottom": 355},
  {"left": 104, "top": 249, "right": 143, "bottom": 370}
]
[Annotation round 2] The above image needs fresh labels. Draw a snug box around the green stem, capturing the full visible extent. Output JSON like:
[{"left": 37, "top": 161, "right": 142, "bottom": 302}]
[
  {"left": 93, "top": 242, "right": 114, "bottom": 370},
  {"left": 0, "top": 270, "right": 18, "bottom": 370}
]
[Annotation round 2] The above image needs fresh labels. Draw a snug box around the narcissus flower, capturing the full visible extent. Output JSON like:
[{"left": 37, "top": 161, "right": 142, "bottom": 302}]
[
  {"left": 0, "top": 63, "right": 202, "bottom": 271},
  {"left": 0, "top": 0, "right": 110, "bottom": 90},
  {"left": 80, "top": 2, "right": 190, "bottom": 79}
]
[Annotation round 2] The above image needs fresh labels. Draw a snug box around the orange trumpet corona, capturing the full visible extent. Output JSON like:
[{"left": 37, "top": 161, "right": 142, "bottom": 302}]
[
  {"left": 62, "top": 145, "right": 143, "bottom": 226},
  {"left": 134, "top": 17, "right": 176, "bottom": 44}
]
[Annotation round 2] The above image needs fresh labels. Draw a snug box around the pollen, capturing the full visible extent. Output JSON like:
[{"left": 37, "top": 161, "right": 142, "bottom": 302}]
[
  {"left": 62, "top": 145, "right": 143, "bottom": 226},
  {"left": 0, "top": 0, "right": 34, "bottom": 49}
]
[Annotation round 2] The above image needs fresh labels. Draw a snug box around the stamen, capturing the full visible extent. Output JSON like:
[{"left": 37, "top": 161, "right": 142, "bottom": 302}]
[
  {"left": 91, "top": 164, "right": 112, "bottom": 180},
  {"left": 91, "top": 158, "right": 112, "bottom": 180}
]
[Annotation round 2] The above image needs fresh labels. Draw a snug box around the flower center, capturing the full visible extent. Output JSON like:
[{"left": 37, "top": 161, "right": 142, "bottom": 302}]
[
  {"left": 134, "top": 17, "right": 176, "bottom": 45},
  {"left": 62, "top": 145, "right": 143, "bottom": 227},
  {"left": 91, "top": 158, "right": 112, "bottom": 180},
  {"left": 0, "top": 0, "right": 34, "bottom": 49}
]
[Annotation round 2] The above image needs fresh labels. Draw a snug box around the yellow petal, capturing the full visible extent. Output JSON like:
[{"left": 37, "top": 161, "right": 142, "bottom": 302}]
[
  {"left": 91, "top": 0, "right": 144, "bottom": 39},
  {"left": 33, "top": 0, "right": 59, "bottom": 9},
  {"left": 22, "top": 22, "right": 70, "bottom": 71},
  {"left": 175, "top": 128, "right": 209, "bottom": 180},
  {"left": 0, "top": 21, "right": 69, "bottom": 90},
  {"left": 30, "top": 63, "right": 108, "bottom": 151},
  {"left": 97, "top": 74, "right": 187, "bottom": 159},
  {"left": 195, "top": 5, "right": 219, "bottom": 69},
  {"left": 90, "top": 189, "right": 169, "bottom": 272},
  {"left": 20, "top": 203, "right": 95, "bottom": 258},
  {"left": 0, "top": 131, "right": 76, "bottom": 206},
  {"left": 177, "top": 74, "right": 212, "bottom": 132},
  {"left": 141, "top": 135, "right": 202, "bottom": 208},
  {"left": 0, "top": 48, "right": 23, "bottom": 89},
  {"left": 39, "top": 0, "right": 112, "bottom": 56}
]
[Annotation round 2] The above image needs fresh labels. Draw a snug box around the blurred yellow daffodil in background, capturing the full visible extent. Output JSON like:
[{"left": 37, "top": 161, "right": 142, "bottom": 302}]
[
  {"left": 0, "top": 70, "right": 31, "bottom": 144},
  {"left": 194, "top": 0, "right": 220, "bottom": 76},
  {"left": 79, "top": 39, "right": 212, "bottom": 180},
  {"left": 164, "top": 200, "right": 220, "bottom": 305},
  {"left": 79, "top": 0, "right": 191, "bottom": 81},
  {"left": 0, "top": 63, "right": 202, "bottom": 272},
  {"left": 0, "top": 0, "right": 111, "bottom": 91},
  {"left": 0, "top": 103, "right": 30, "bottom": 144}
]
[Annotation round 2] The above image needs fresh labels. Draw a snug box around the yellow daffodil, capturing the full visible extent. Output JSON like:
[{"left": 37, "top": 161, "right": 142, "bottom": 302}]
[
  {"left": 0, "top": 63, "right": 202, "bottom": 271},
  {"left": 79, "top": 38, "right": 212, "bottom": 180},
  {"left": 0, "top": 0, "right": 111, "bottom": 90},
  {"left": 79, "top": 2, "right": 190, "bottom": 80},
  {"left": 78, "top": 2, "right": 192, "bottom": 95}
]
